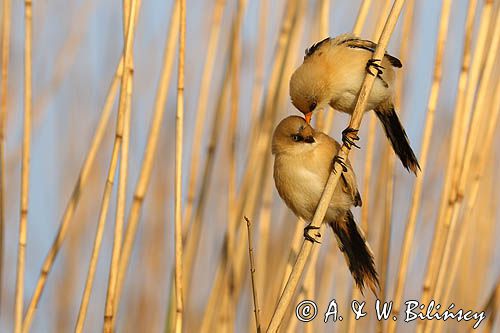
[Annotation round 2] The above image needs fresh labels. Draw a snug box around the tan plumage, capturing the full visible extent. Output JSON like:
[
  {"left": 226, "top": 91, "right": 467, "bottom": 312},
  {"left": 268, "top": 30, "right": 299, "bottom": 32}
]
[
  {"left": 289, "top": 33, "right": 420, "bottom": 174},
  {"left": 272, "top": 116, "right": 378, "bottom": 295}
]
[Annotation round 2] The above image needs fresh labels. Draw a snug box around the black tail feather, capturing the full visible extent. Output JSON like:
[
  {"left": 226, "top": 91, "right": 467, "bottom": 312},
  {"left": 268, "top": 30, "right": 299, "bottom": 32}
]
[
  {"left": 375, "top": 104, "right": 420, "bottom": 175},
  {"left": 329, "top": 211, "right": 379, "bottom": 296}
]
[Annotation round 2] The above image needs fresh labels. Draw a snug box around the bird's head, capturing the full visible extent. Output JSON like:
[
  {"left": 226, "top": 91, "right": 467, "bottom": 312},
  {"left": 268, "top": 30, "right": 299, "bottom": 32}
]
[
  {"left": 272, "top": 116, "right": 316, "bottom": 155},
  {"left": 289, "top": 62, "right": 331, "bottom": 124}
]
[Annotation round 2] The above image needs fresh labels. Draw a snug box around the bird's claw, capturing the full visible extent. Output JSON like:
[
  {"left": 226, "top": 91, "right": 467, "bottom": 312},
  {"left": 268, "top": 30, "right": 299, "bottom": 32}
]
[
  {"left": 304, "top": 224, "right": 321, "bottom": 243},
  {"left": 366, "top": 58, "right": 384, "bottom": 76},
  {"left": 366, "top": 58, "right": 389, "bottom": 87},
  {"left": 332, "top": 155, "right": 348, "bottom": 173},
  {"left": 342, "top": 127, "right": 360, "bottom": 149}
]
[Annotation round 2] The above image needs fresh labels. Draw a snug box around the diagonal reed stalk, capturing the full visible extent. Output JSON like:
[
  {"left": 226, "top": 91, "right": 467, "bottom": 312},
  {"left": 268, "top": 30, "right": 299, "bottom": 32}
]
[
  {"left": 20, "top": 6, "right": 141, "bottom": 323},
  {"left": 173, "top": 0, "right": 186, "bottom": 331},
  {"left": 303, "top": 235, "right": 322, "bottom": 333},
  {"left": 181, "top": 0, "right": 231, "bottom": 298},
  {"left": 431, "top": 83, "right": 500, "bottom": 333},
  {"left": 279, "top": 0, "right": 375, "bottom": 330},
  {"left": 267, "top": 1, "right": 407, "bottom": 331},
  {"left": 163, "top": 0, "right": 231, "bottom": 324},
  {"left": 246, "top": 0, "right": 268, "bottom": 157},
  {"left": 278, "top": 221, "right": 304, "bottom": 295},
  {"left": 348, "top": 2, "right": 391, "bottom": 332},
  {"left": 113, "top": 0, "right": 180, "bottom": 314},
  {"left": 234, "top": 0, "right": 300, "bottom": 236},
  {"left": 440, "top": 75, "right": 500, "bottom": 314},
  {"left": 0, "top": 0, "right": 11, "bottom": 311},
  {"left": 284, "top": 229, "right": 323, "bottom": 333},
  {"left": 85, "top": 86, "right": 123, "bottom": 333},
  {"left": 338, "top": 0, "right": 374, "bottom": 186},
  {"left": 23, "top": 61, "right": 123, "bottom": 333},
  {"left": 433, "top": 80, "right": 500, "bottom": 333},
  {"left": 451, "top": 0, "right": 495, "bottom": 187},
  {"left": 204, "top": 1, "right": 306, "bottom": 329},
  {"left": 376, "top": 1, "right": 416, "bottom": 331},
  {"left": 226, "top": 3, "right": 281, "bottom": 329},
  {"left": 15, "top": 1, "right": 32, "bottom": 332},
  {"left": 182, "top": 0, "right": 227, "bottom": 238},
  {"left": 482, "top": 279, "right": 500, "bottom": 333},
  {"left": 386, "top": 0, "right": 453, "bottom": 330},
  {"left": 292, "top": 0, "right": 371, "bottom": 322},
  {"left": 192, "top": 57, "right": 232, "bottom": 333},
  {"left": 179, "top": 4, "right": 246, "bottom": 326},
  {"left": 359, "top": 114, "right": 377, "bottom": 237},
  {"left": 103, "top": 0, "right": 139, "bottom": 330},
  {"left": 284, "top": 2, "right": 331, "bottom": 328},
  {"left": 72, "top": 77, "right": 122, "bottom": 333},
  {"left": 433, "top": 0, "right": 478, "bottom": 239},
  {"left": 454, "top": 4, "right": 498, "bottom": 210},
  {"left": 359, "top": 0, "right": 390, "bottom": 233},
  {"left": 231, "top": 0, "right": 308, "bottom": 315},
  {"left": 353, "top": 0, "right": 373, "bottom": 35},
  {"left": 317, "top": 240, "right": 336, "bottom": 305},
  {"left": 319, "top": 0, "right": 372, "bottom": 133},
  {"left": 199, "top": 0, "right": 301, "bottom": 329},
  {"left": 221, "top": 0, "right": 246, "bottom": 329},
  {"left": 422, "top": 2, "right": 481, "bottom": 307}
]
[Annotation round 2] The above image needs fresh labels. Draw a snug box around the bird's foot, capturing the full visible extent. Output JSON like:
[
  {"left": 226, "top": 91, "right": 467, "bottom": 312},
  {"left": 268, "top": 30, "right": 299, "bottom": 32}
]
[
  {"left": 304, "top": 224, "right": 321, "bottom": 243},
  {"left": 365, "top": 58, "right": 384, "bottom": 76},
  {"left": 342, "top": 127, "right": 360, "bottom": 149},
  {"left": 366, "top": 58, "right": 389, "bottom": 88},
  {"left": 332, "top": 155, "right": 348, "bottom": 174}
]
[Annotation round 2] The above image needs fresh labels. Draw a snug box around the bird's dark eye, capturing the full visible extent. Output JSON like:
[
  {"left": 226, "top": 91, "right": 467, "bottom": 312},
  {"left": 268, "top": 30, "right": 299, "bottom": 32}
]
[
  {"left": 309, "top": 101, "right": 317, "bottom": 112},
  {"left": 292, "top": 134, "right": 303, "bottom": 142}
]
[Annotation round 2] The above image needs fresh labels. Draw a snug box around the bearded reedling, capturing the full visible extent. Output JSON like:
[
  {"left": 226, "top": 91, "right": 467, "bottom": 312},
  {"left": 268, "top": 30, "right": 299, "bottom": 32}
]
[
  {"left": 272, "top": 116, "right": 379, "bottom": 295},
  {"left": 290, "top": 34, "right": 420, "bottom": 174}
]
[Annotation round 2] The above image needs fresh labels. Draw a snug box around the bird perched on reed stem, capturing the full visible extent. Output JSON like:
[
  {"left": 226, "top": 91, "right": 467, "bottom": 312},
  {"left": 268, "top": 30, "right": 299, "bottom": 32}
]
[
  {"left": 272, "top": 116, "right": 379, "bottom": 295},
  {"left": 290, "top": 33, "right": 420, "bottom": 175}
]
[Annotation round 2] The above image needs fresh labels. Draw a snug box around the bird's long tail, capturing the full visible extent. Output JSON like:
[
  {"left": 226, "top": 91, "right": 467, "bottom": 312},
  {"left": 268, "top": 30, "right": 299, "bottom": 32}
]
[
  {"left": 329, "top": 210, "right": 379, "bottom": 296},
  {"left": 374, "top": 103, "right": 420, "bottom": 175}
]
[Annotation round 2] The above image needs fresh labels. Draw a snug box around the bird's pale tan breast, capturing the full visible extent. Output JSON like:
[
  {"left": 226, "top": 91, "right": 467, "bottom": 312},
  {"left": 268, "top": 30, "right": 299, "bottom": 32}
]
[{"left": 273, "top": 153, "right": 325, "bottom": 221}]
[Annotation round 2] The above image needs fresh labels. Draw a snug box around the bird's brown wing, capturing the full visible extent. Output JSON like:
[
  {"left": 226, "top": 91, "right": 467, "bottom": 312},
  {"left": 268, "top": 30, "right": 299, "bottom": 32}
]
[
  {"left": 340, "top": 37, "right": 402, "bottom": 68},
  {"left": 327, "top": 137, "right": 362, "bottom": 207},
  {"left": 304, "top": 36, "right": 331, "bottom": 59},
  {"left": 341, "top": 170, "right": 362, "bottom": 207}
]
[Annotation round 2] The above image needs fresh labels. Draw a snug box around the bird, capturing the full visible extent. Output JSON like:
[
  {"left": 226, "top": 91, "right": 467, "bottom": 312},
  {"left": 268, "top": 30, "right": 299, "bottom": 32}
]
[
  {"left": 289, "top": 33, "right": 420, "bottom": 175},
  {"left": 272, "top": 115, "right": 379, "bottom": 295}
]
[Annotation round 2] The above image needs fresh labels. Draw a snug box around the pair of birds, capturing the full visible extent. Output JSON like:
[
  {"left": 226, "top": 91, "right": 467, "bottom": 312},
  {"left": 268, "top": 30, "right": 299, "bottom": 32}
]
[{"left": 272, "top": 34, "right": 419, "bottom": 295}]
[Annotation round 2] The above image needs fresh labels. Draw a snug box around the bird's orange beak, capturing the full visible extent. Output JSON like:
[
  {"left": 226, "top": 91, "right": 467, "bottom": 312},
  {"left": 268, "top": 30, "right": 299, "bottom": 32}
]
[{"left": 304, "top": 112, "right": 312, "bottom": 124}]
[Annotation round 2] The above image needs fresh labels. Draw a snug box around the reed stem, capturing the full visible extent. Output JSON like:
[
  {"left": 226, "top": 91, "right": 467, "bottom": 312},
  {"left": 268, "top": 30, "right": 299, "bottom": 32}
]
[
  {"left": 173, "top": 0, "right": 186, "bottom": 331},
  {"left": 103, "top": 0, "right": 139, "bottom": 330},
  {"left": 15, "top": 2, "right": 32, "bottom": 332},
  {"left": 0, "top": 0, "right": 11, "bottom": 312}
]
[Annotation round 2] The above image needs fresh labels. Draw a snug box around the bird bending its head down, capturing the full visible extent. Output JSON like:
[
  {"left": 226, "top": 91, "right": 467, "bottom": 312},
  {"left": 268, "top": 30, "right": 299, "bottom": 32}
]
[
  {"left": 289, "top": 34, "right": 420, "bottom": 175},
  {"left": 272, "top": 115, "right": 379, "bottom": 295}
]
